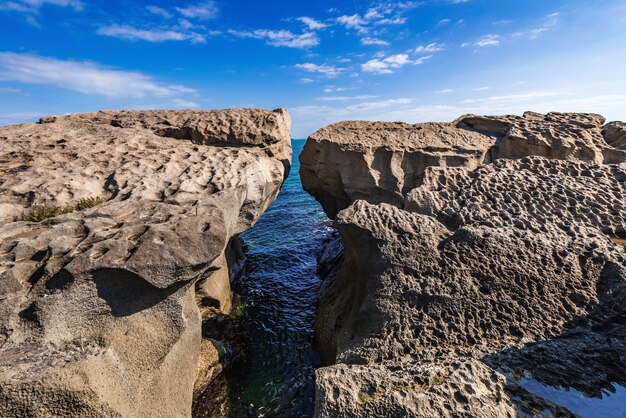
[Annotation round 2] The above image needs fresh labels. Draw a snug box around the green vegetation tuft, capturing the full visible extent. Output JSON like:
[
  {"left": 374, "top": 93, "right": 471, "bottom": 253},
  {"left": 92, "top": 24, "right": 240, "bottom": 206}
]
[
  {"left": 76, "top": 196, "right": 104, "bottom": 211},
  {"left": 22, "top": 196, "right": 105, "bottom": 223}
]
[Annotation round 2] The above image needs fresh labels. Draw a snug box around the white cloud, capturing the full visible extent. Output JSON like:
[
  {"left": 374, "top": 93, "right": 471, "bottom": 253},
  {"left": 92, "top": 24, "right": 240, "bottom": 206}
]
[
  {"left": 0, "top": 86, "right": 22, "bottom": 94},
  {"left": 415, "top": 43, "right": 445, "bottom": 53},
  {"left": 297, "top": 16, "right": 328, "bottom": 30},
  {"left": 473, "top": 86, "right": 490, "bottom": 91},
  {"left": 0, "top": 52, "right": 195, "bottom": 98},
  {"left": 315, "top": 95, "right": 378, "bottom": 102},
  {"left": 362, "top": 59, "right": 393, "bottom": 74},
  {"left": 463, "top": 34, "right": 501, "bottom": 47},
  {"left": 146, "top": 5, "right": 173, "bottom": 19},
  {"left": 529, "top": 12, "right": 560, "bottom": 39},
  {"left": 0, "top": 111, "right": 43, "bottom": 126},
  {"left": 0, "top": 0, "right": 83, "bottom": 13},
  {"left": 336, "top": 14, "right": 368, "bottom": 31},
  {"left": 98, "top": 3, "right": 220, "bottom": 44},
  {"left": 437, "top": 18, "right": 451, "bottom": 26},
  {"left": 335, "top": 3, "right": 417, "bottom": 33},
  {"left": 173, "top": 98, "right": 199, "bottom": 108},
  {"left": 361, "top": 37, "right": 389, "bottom": 46},
  {"left": 414, "top": 55, "right": 433, "bottom": 65},
  {"left": 295, "top": 63, "right": 344, "bottom": 78},
  {"left": 299, "top": 77, "right": 315, "bottom": 84},
  {"left": 175, "top": 1, "right": 217, "bottom": 20},
  {"left": 97, "top": 24, "right": 206, "bottom": 43},
  {"left": 229, "top": 29, "right": 319, "bottom": 48},
  {"left": 461, "top": 90, "right": 562, "bottom": 104},
  {"left": 436, "top": 89, "right": 455, "bottom": 94},
  {"left": 346, "top": 98, "right": 412, "bottom": 112},
  {"left": 362, "top": 53, "right": 426, "bottom": 75}
]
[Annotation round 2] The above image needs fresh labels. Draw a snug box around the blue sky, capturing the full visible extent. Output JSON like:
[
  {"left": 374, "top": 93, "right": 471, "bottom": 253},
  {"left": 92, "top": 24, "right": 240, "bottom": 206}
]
[{"left": 1, "top": 0, "right": 625, "bottom": 137}]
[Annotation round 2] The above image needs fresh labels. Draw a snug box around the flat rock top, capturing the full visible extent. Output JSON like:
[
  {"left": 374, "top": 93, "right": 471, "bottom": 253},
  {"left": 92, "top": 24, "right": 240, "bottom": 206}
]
[
  {"left": 309, "top": 120, "right": 494, "bottom": 152},
  {"left": 0, "top": 108, "right": 290, "bottom": 226},
  {"left": 40, "top": 108, "right": 291, "bottom": 147},
  {"left": 0, "top": 108, "right": 291, "bottom": 288}
]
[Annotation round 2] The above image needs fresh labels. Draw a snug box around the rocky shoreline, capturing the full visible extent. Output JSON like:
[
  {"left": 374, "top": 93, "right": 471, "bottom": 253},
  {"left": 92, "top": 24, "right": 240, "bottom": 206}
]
[
  {"left": 0, "top": 108, "right": 291, "bottom": 417},
  {"left": 301, "top": 112, "right": 626, "bottom": 417},
  {"left": 0, "top": 108, "right": 624, "bottom": 417}
]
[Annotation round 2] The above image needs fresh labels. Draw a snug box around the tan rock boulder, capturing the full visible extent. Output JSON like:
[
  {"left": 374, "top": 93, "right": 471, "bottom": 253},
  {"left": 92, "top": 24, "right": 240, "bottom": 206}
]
[
  {"left": 456, "top": 111, "right": 621, "bottom": 164},
  {"left": 0, "top": 108, "right": 291, "bottom": 417},
  {"left": 301, "top": 111, "right": 626, "bottom": 417},
  {"left": 299, "top": 120, "right": 495, "bottom": 218}
]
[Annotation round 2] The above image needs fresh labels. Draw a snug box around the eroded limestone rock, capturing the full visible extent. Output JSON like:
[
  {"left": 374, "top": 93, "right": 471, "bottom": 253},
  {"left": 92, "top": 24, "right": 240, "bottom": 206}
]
[
  {"left": 299, "top": 120, "right": 494, "bottom": 218},
  {"left": 302, "top": 112, "right": 626, "bottom": 417},
  {"left": 0, "top": 108, "right": 291, "bottom": 417}
]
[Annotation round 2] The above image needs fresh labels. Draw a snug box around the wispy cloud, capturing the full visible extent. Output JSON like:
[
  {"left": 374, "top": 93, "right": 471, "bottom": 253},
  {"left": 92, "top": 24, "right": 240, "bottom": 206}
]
[
  {"left": 415, "top": 43, "right": 445, "bottom": 53},
  {"left": 528, "top": 12, "right": 560, "bottom": 39},
  {"left": 462, "top": 34, "right": 501, "bottom": 47},
  {"left": 297, "top": 16, "right": 328, "bottom": 30},
  {"left": 0, "top": 0, "right": 83, "bottom": 13},
  {"left": 346, "top": 98, "right": 412, "bottom": 112},
  {"left": 172, "top": 98, "right": 199, "bottom": 108},
  {"left": 362, "top": 54, "right": 411, "bottom": 74},
  {"left": 295, "top": 63, "right": 344, "bottom": 78},
  {"left": 315, "top": 95, "right": 378, "bottom": 102},
  {"left": 0, "top": 52, "right": 195, "bottom": 98},
  {"left": 175, "top": 1, "right": 218, "bottom": 20},
  {"left": 362, "top": 52, "right": 432, "bottom": 75},
  {"left": 229, "top": 29, "right": 319, "bottom": 48},
  {"left": 336, "top": 2, "right": 417, "bottom": 33},
  {"left": 97, "top": 24, "right": 207, "bottom": 43},
  {"left": 146, "top": 5, "right": 173, "bottom": 19},
  {"left": 461, "top": 90, "right": 562, "bottom": 104},
  {"left": 361, "top": 37, "right": 389, "bottom": 46},
  {"left": 97, "top": 2, "right": 218, "bottom": 44}
]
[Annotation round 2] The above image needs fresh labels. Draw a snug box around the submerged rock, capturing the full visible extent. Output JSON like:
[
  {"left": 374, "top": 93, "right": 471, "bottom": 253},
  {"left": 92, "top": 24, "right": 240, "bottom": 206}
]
[
  {"left": 0, "top": 108, "right": 291, "bottom": 417},
  {"left": 301, "top": 112, "right": 626, "bottom": 417}
]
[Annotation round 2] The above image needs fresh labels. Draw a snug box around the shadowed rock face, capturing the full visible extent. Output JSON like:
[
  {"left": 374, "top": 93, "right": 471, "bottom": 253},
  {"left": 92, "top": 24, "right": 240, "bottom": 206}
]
[
  {"left": 0, "top": 108, "right": 291, "bottom": 417},
  {"left": 300, "top": 112, "right": 626, "bottom": 417}
]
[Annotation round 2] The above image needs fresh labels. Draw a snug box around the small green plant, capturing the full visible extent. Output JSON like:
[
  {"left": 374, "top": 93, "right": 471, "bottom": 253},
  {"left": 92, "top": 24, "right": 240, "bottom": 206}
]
[
  {"left": 210, "top": 339, "right": 228, "bottom": 358},
  {"left": 76, "top": 196, "right": 104, "bottom": 211},
  {"left": 234, "top": 301, "right": 248, "bottom": 318},
  {"left": 22, "top": 196, "right": 104, "bottom": 222},
  {"left": 22, "top": 205, "right": 73, "bottom": 222}
]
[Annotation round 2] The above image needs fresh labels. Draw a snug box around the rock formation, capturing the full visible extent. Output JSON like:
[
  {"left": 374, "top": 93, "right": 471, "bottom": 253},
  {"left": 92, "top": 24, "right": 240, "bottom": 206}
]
[
  {"left": 0, "top": 108, "right": 291, "bottom": 417},
  {"left": 301, "top": 112, "right": 626, "bottom": 417}
]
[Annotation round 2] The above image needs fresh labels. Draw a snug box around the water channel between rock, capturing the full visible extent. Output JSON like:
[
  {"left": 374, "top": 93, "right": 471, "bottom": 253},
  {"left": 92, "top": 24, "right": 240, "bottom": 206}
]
[{"left": 198, "top": 139, "right": 333, "bottom": 417}]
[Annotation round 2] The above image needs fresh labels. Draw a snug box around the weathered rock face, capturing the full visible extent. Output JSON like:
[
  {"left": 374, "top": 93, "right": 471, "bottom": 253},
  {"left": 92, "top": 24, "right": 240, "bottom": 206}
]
[
  {"left": 299, "top": 121, "right": 494, "bottom": 219},
  {"left": 301, "top": 112, "right": 626, "bottom": 417},
  {"left": 300, "top": 113, "right": 626, "bottom": 220},
  {"left": 0, "top": 108, "right": 291, "bottom": 417}
]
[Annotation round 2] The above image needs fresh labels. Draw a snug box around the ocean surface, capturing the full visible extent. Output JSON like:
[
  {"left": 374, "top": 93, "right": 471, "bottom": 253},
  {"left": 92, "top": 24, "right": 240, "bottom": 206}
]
[{"left": 223, "top": 139, "right": 333, "bottom": 417}]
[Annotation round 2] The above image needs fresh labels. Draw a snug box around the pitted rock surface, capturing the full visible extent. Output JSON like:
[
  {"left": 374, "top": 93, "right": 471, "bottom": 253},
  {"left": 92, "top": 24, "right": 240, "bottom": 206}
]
[
  {"left": 302, "top": 112, "right": 626, "bottom": 417},
  {"left": 405, "top": 156, "right": 626, "bottom": 238},
  {"left": 299, "top": 120, "right": 495, "bottom": 218},
  {"left": 0, "top": 108, "right": 291, "bottom": 417}
]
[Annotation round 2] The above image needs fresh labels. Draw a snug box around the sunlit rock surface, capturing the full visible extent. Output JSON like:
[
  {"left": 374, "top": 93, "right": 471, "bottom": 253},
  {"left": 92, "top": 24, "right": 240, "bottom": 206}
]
[
  {"left": 0, "top": 108, "right": 291, "bottom": 417},
  {"left": 301, "top": 112, "right": 626, "bottom": 417}
]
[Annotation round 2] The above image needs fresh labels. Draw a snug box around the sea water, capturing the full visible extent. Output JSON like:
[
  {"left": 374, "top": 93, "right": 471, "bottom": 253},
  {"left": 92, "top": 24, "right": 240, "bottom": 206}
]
[{"left": 226, "top": 139, "right": 332, "bottom": 417}]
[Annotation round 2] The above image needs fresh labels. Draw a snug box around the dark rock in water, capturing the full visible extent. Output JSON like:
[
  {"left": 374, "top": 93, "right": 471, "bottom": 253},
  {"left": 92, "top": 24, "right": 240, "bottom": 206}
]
[
  {"left": 301, "top": 112, "right": 626, "bottom": 417},
  {"left": 0, "top": 108, "right": 291, "bottom": 417}
]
